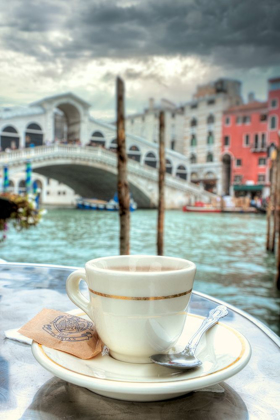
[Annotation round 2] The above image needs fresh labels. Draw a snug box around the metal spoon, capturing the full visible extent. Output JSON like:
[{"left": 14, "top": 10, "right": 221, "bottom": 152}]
[{"left": 150, "top": 305, "right": 228, "bottom": 369}]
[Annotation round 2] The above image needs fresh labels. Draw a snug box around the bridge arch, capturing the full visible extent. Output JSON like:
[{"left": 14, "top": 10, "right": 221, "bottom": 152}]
[
  {"left": 176, "top": 164, "right": 187, "bottom": 180},
  {"left": 128, "top": 145, "right": 141, "bottom": 162},
  {"left": 144, "top": 151, "right": 157, "bottom": 168},
  {"left": 165, "top": 158, "right": 173, "bottom": 174},
  {"left": 109, "top": 138, "right": 117, "bottom": 152},
  {"left": 89, "top": 131, "right": 105, "bottom": 147},
  {"left": 25, "top": 122, "right": 44, "bottom": 147},
  {"left": 18, "top": 179, "right": 26, "bottom": 194},
  {"left": 32, "top": 162, "right": 153, "bottom": 208},
  {"left": 54, "top": 101, "right": 81, "bottom": 142},
  {"left": 0, "top": 125, "right": 20, "bottom": 151}
]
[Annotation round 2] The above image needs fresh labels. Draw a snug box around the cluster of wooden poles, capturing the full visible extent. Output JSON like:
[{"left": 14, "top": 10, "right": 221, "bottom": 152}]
[
  {"left": 266, "top": 148, "right": 280, "bottom": 289},
  {"left": 116, "top": 77, "right": 165, "bottom": 256}
]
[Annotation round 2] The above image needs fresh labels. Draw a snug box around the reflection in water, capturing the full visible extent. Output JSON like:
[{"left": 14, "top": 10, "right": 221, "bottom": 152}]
[
  {"left": 22, "top": 377, "right": 249, "bottom": 420},
  {"left": 1, "top": 209, "right": 280, "bottom": 334}
]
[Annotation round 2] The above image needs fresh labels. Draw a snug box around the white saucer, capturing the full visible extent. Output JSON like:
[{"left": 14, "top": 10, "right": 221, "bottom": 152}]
[{"left": 32, "top": 311, "right": 251, "bottom": 402}]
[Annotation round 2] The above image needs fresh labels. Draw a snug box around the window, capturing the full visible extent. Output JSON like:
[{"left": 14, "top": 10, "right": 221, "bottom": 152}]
[
  {"left": 190, "top": 134, "right": 197, "bottom": 146},
  {"left": 190, "top": 154, "right": 197, "bottom": 164},
  {"left": 224, "top": 136, "right": 230, "bottom": 146},
  {"left": 254, "top": 134, "right": 259, "bottom": 149},
  {"left": 261, "top": 133, "right": 266, "bottom": 149},
  {"left": 63, "top": 191, "right": 66, "bottom": 195},
  {"left": 207, "top": 132, "right": 214, "bottom": 145},
  {"left": 243, "top": 115, "right": 251, "bottom": 124},
  {"left": 47, "top": 178, "right": 50, "bottom": 185},
  {"left": 207, "top": 99, "right": 215, "bottom": 105},
  {"left": 47, "top": 191, "right": 50, "bottom": 195},
  {"left": 270, "top": 115, "right": 277, "bottom": 130},
  {"left": 234, "top": 175, "right": 242, "bottom": 184},
  {"left": 58, "top": 191, "right": 61, "bottom": 195},
  {"left": 190, "top": 118, "right": 197, "bottom": 127},
  {"left": 131, "top": 119, "right": 134, "bottom": 124},
  {"left": 236, "top": 116, "right": 242, "bottom": 125},
  {"left": 207, "top": 114, "right": 215, "bottom": 124},
  {"left": 142, "top": 115, "right": 145, "bottom": 122},
  {"left": 260, "top": 114, "right": 267, "bottom": 122},
  {"left": 244, "top": 134, "right": 250, "bottom": 147},
  {"left": 258, "top": 157, "right": 266, "bottom": 166},
  {"left": 225, "top": 116, "right": 231, "bottom": 126},
  {"left": 236, "top": 159, "right": 242, "bottom": 166},
  {"left": 206, "top": 152, "right": 213, "bottom": 162},
  {"left": 172, "top": 112, "right": 176, "bottom": 118},
  {"left": 271, "top": 99, "right": 278, "bottom": 109},
  {"left": 171, "top": 140, "right": 176, "bottom": 150},
  {"left": 190, "top": 103, "right": 198, "bottom": 109},
  {"left": 258, "top": 174, "right": 265, "bottom": 183}
]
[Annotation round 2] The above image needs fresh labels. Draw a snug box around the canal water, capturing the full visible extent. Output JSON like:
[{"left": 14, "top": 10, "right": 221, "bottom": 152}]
[{"left": 1, "top": 209, "right": 279, "bottom": 335}]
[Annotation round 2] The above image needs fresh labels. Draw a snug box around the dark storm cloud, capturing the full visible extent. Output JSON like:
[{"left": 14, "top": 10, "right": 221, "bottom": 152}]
[{"left": 1, "top": 0, "right": 280, "bottom": 68}]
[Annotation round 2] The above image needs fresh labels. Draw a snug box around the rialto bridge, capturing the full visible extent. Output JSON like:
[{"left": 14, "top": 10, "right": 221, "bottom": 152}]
[{"left": 0, "top": 145, "right": 215, "bottom": 208}]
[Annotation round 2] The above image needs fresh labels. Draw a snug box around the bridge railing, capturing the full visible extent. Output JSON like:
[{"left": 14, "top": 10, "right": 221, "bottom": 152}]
[{"left": 0, "top": 145, "right": 214, "bottom": 198}]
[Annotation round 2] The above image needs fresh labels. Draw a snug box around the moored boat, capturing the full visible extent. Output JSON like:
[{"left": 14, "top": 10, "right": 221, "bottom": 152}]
[
  {"left": 76, "top": 193, "right": 137, "bottom": 212},
  {"left": 183, "top": 205, "right": 221, "bottom": 213}
]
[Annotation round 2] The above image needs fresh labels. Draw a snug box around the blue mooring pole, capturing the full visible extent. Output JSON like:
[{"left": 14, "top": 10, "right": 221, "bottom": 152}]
[
  {"left": 3, "top": 166, "right": 9, "bottom": 193},
  {"left": 26, "top": 161, "right": 32, "bottom": 195}
]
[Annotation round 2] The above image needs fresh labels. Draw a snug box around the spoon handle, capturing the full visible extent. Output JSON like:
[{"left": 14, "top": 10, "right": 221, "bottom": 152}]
[{"left": 183, "top": 305, "right": 228, "bottom": 356}]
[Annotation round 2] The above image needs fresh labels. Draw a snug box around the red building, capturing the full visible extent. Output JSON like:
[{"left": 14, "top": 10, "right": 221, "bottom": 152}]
[{"left": 222, "top": 78, "right": 280, "bottom": 197}]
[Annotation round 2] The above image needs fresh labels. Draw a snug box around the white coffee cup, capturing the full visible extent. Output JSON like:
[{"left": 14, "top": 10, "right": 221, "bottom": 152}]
[{"left": 66, "top": 255, "right": 196, "bottom": 364}]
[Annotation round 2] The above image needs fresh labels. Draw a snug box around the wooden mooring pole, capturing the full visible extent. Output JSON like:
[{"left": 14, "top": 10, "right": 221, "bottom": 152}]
[
  {"left": 157, "top": 111, "right": 165, "bottom": 256},
  {"left": 276, "top": 150, "right": 280, "bottom": 289},
  {"left": 272, "top": 159, "right": 278, "bottom": 252},
  {"left": 267, "top": 160, "right": 275, "bottom": 251},
  {"left": 116, "top": 77, "right": 130, "bottom": 255}
]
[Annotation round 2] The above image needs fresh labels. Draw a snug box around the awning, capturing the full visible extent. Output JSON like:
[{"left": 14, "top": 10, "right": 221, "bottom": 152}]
[{"left": 233, "top": 185, "right": 264, "bottom": 191}]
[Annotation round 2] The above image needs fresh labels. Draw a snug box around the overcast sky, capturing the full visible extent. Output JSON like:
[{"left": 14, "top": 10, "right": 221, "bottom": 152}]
[{"left": 0, "top": 0, "right": 279, "bottom": 120}]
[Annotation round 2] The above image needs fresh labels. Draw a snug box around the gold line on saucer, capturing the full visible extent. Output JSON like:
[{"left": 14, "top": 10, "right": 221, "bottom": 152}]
[{"left": 88, "top": 289, "right": 192, "bottom": 300}]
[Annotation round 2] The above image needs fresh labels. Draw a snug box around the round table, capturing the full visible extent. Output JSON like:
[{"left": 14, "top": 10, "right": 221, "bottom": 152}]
[{"left": 0, "top": 262, "right": 279, "bottom": 419}]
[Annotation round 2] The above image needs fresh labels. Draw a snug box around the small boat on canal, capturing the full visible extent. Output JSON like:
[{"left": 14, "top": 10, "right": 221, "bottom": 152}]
[
  {"left": 77, "top": 193, "right": 137, "bottom": 212},
  {"left": 183, "top": 201, "right": 221, "bottom": 213}
]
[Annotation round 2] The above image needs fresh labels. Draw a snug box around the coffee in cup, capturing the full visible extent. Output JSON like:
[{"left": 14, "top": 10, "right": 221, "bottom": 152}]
[{"left": 66, "top": 255, "right": 196, "bottom": 363}]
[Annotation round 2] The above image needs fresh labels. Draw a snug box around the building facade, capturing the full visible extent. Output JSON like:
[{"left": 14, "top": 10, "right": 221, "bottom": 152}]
[
  {"left": 183, "top": 79, "right": 243, "bottom": 194},
  {"left": 221, "top": 78, "right": 280, "bottom": 198},
  {"left": 125, "top": 79, "right": 243, "bottom": 194}
]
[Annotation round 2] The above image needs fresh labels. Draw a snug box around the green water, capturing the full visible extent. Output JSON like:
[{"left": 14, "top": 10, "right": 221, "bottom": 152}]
[{"left": 1, "top": 209, "right": 280, "bottom": 335}]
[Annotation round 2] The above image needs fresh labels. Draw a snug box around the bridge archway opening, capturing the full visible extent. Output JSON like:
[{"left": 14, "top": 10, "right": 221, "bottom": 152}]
[
  {"left": 9, "top": 180, "right": 15, "bottom": 192},
  {"left": 165, "top": 159, "right": 173, "bottom": 174},
  {"left": 19, "top": 179, "right": 26, "bottom": 194},
  {"left": 1, "top": 126, "right": 20, "bottom": 151},
  {"left": 33, "top": 179, "right": 43, "bottom": 203},
  {"left": 33, "top": 164, "right": 154, "bottom": 208},
  {"left": 191, "top": 172, "right": 199, "bottom": 185},
  {"left": 25, "top": 123, "right": 44, "bottom": 147},
  {"left": 203, "top": 171, "right": 217, "bottom": 193},
  {"left": 54, "top": 102, "right": 80, "bottom": 143},
  {"left": 109, "top": 138, "right": 117, "bottom": 152},
  {"left": 89, "top": 131, "right": 105, "bottom": 147},
  {"left": 222, "top": 154, "right": 231, "bottom": 195},
  {"left": 128, "top": 145, "right": 141, "bottom": 162},
  {"left": 176, "top": 165, "right": 187, "bottom": 180},
  {"left": 144, "top": 152, "right": 157, "bottom": 168}
]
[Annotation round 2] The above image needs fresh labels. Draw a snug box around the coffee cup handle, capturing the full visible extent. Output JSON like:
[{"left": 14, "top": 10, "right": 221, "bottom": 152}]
[{"left": 66, "top": 269, "right": 91, "bottom": 319}]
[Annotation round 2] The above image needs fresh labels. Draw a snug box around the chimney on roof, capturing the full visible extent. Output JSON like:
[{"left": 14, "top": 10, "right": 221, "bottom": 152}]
[
  {"left": 149, "top": 98, "right": 154, "bottom": 110},
  {"left": 248, "top": 92, "right": 255, "bottom": 103}
]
